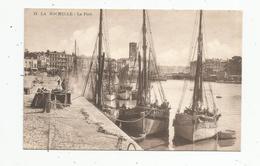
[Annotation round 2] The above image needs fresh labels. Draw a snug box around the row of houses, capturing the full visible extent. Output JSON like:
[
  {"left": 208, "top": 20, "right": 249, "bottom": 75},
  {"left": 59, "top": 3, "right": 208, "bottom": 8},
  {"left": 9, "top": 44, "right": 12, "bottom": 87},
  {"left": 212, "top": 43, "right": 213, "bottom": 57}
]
[
  {"left": 24, "top": 50, "right": 76, "bottom": 73},
  {"left": 24, "top": 50, "right": 123, "bottom": 76},
  {"left": 190, "top": 57, "right": 241, "bottom": 81},
  {"left": 190, "top": 58, "right": 227, "bottom": 76}
]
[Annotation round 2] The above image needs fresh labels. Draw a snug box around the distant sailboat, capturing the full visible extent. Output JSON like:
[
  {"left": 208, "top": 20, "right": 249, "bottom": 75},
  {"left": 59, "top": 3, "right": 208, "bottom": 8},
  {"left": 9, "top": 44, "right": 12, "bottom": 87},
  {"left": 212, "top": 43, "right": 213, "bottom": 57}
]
[{"left": 173, "top": 10, "right": 221, "bottom": 142}]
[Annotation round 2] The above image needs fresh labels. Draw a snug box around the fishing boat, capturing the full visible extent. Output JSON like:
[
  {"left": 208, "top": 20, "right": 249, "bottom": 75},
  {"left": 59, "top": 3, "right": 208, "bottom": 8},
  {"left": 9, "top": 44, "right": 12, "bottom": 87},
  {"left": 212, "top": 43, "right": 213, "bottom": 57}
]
[
  {"left": 120, "top": 10, "right": 170, "bottom": 137},
  {"left": 173, "top": 10, "right": 221, "bottom": 142},
  {"left": 81, "top": 9, "right": 128, "bottom": 126},
  {"left": 82, "top": 9, "right": 108, "bottom": 109},
  {"left": 217, "top": 129, "right": 236, "bottom": 140}
]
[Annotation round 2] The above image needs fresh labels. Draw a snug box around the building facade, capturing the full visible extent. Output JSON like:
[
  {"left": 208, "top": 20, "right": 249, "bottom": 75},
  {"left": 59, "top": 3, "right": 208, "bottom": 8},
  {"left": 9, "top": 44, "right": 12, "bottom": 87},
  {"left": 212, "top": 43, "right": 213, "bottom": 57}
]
[
  {"left": 24, "top": 50, "right": 75, "bottom": 74},
  {"left": 36, "top": 52, "right": 49, "bottom": 71},
  {"left": 24, "top": 51, "right": 38, "bottom": 71},
  {"left": 190, "top": 58, "right": 227, "bottom": 80},
  {"left": 46, "top": 50, "right": 74, "bottom": 72}
]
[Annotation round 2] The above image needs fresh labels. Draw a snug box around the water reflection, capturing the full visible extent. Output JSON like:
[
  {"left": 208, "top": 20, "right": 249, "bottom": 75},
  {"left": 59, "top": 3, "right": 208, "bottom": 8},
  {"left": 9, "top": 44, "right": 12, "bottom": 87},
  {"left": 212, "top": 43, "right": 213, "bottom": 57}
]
[
  {"left": 172, "top": 136, "right": 236, "bottom": 151},
  {"left": 218, "top": 139, "right": 236, "bottom": 147}
]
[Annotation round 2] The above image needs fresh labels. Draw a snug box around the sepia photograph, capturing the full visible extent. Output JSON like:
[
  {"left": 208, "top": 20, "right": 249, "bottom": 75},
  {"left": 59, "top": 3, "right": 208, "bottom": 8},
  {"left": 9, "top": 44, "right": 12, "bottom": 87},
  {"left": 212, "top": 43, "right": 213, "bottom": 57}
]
[{"left": 23, "top": 8, "right": 242, "bottom": 151}]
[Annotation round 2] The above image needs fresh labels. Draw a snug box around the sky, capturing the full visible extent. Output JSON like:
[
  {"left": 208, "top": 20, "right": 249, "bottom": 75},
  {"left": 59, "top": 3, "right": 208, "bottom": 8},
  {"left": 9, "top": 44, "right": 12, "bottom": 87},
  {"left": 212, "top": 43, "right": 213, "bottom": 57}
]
[{"left": 25, "top": 9, "right": 242, "bottom": 66}]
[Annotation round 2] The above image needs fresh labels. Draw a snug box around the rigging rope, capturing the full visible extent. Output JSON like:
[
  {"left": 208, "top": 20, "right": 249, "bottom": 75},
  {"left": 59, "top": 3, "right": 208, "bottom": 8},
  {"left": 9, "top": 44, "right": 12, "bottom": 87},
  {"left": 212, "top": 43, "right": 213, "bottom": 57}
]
[
  {"left": 152, "top": 86, "right": 158, "bottom": 102},
  {"left": 146, "top": 11, "right": 166, "bottom": 101},
  {"left": 209, "top": 82, "right": 217, "bottom": 111},
  {"left": 82, "top": 36, "right": 99, "bottom": 96},
  {"left": 103, "top": 10, "right": 111, "bottom": 59},
  {"left": 83, "top": 9, "right": 114, "bottom": 106},
  {"left": 191, "top": 11, "right": 200, "bottom": 63},
  {"left": 177, "top": 11, "right": 199, "bottom": 111},
  {"left": 150, "top": 59, "right": 163, "bottom": 103},
  {"left": 203, "top": 81, "right": 209, "bottom": 108},
  {"left": 201, "top": 13, "right": 218, "bottom": 112},
  {"left": 102, "top": 10, "right": 117, "bottom": 104},
  {"left": 149, "top": 43, "right": 164, "bottom": 102}
]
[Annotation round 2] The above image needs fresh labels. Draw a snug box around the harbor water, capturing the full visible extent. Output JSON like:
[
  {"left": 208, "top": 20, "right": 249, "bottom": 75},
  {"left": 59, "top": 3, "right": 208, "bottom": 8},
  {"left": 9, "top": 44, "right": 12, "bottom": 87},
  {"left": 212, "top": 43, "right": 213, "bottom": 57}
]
[
  {"left": 140, "top": 79, "right": 241, "bottom": 151},
  {"left": 105, "top": 79, "right": 241, "bottom": 151}
]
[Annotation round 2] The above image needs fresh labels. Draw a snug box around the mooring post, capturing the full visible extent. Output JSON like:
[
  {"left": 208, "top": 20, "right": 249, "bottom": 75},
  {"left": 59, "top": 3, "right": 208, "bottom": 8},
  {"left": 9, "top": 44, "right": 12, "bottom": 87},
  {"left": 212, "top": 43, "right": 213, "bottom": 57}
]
[
  {"left": 54, "top": 94, "right": 57, "bottom": 110},
  {"left": 140, "top": 111, "right": 145, "bottom": 134},
  {"left": 46, "top": 92, "right": 51, "bottom": 113},
  {"left": 64, "top": 92, "right": 67, "bottom": 107},
  {"left": 116, "top": 136, "right": 123, "bottom": 150},
  {"left": 42, "top": 93, "right": 46, "bottom": 113}
]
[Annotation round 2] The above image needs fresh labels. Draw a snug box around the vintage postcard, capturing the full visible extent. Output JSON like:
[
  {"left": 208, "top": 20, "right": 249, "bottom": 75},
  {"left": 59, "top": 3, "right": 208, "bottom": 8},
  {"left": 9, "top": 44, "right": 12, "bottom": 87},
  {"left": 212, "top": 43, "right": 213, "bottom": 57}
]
[{"left": 24, "top": 8, "right": 241, "bottom": 151}]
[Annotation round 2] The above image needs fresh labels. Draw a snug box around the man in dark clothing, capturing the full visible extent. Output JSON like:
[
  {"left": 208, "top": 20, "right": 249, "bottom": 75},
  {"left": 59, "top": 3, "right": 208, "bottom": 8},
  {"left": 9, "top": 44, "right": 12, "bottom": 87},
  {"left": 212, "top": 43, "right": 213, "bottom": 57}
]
[{"left": 61, "top": 79, "right": 66, "bottom": 90}]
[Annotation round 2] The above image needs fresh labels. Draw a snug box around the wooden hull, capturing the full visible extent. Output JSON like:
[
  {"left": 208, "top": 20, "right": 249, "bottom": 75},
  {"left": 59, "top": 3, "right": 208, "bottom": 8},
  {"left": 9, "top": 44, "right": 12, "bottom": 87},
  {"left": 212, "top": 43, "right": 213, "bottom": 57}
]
[
  {"left": 122, "top": 117, "right": 168, "bottom": 136},
  {"left": 174, "top": 113, "right": 217, "bottom": 142},
  {"left": 143, "top": 118, "right": 168, "bottom": 136},
  {"left": 121, "top": 107, "right": 169, "bottom": 137}
]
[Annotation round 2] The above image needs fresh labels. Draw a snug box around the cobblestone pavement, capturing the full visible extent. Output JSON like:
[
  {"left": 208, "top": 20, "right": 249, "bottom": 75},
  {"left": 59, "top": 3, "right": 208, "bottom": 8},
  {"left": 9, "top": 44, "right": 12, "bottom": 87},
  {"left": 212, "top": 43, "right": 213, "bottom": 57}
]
[{"left": 23, "top": 76, "right": 141, "bottom": 150}]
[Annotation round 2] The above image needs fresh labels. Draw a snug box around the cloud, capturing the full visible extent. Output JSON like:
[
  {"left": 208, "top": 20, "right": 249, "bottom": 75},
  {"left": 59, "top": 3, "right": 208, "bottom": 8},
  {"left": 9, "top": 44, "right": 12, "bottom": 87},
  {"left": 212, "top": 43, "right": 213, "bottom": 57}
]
[
  {"left": 25, "top": 9, "right": 241, "bottom": 66},
  {"left": 56, "top": 26, "right": 98, "bottom": 56},
  {"left": 158, "top": 39, "right": 237, "bottom": 66},
  {"left": 206, "top": 39, "right": 234, "bottom": 59},
  {"left": 55, "top": 25, "right": 139, "bottom": 59},
  {"left": 158, "top": 39, "right": 239, "bottom": 66}
]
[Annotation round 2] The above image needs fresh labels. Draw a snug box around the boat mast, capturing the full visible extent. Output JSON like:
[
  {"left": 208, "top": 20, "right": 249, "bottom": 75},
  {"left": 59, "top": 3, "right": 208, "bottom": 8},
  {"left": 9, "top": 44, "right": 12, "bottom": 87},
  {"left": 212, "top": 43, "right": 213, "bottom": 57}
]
[
  {"left": 97, "top": 9, "right": 103, "bottom": 108},
  {"left": 137, "top": 52, "right": 142, "bottom": 106},
  {"left": 142, "top": 9, "right": 147, "bottom": 105},
  {"left": 148, "top": 48, "right": 151, "bottom": 103},
  {"left": 192, "top": 10, "right": 204, "bottom": 111},
  {"left": 75, "top": 40, "right": 77, "bottom": 55},
  {"left": 73, "top": 40, "right": 78, "bottom": 78},
  {"left": 108, "top": 58, "right": 111, "bottom": 94},
  {"left": 136, "top": 52, "right": 143, "bottom": 105}
]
